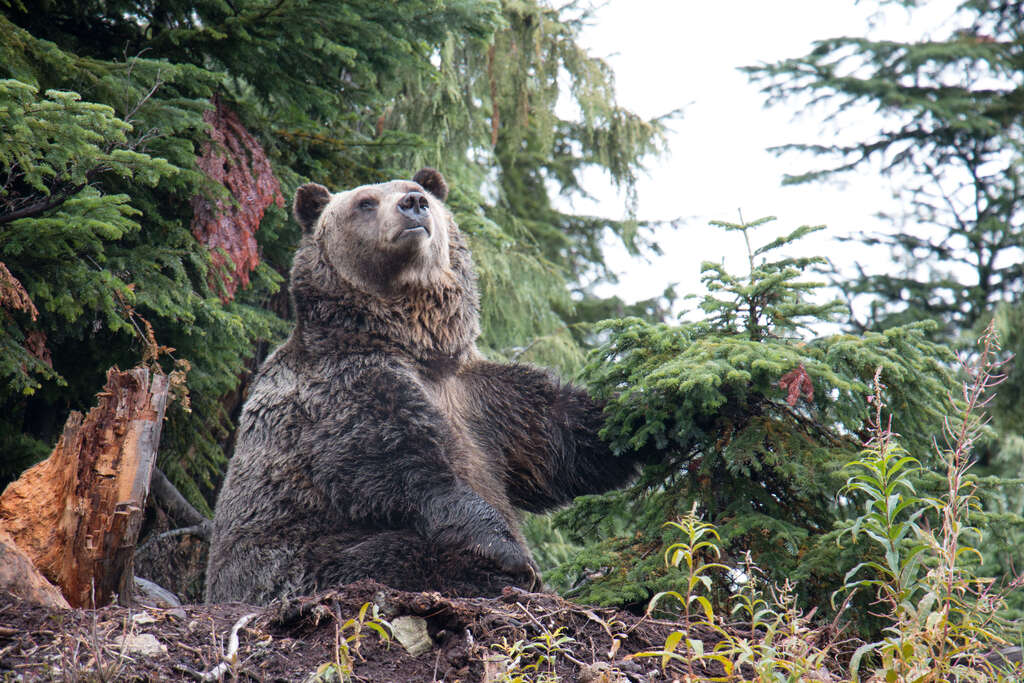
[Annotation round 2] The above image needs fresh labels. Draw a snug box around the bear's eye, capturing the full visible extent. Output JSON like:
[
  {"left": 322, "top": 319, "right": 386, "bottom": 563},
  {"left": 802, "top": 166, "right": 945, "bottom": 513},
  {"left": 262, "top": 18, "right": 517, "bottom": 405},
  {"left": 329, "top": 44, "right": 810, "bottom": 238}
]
[{"left": 357, "top": 198, "right": 378, "bottom": 211}]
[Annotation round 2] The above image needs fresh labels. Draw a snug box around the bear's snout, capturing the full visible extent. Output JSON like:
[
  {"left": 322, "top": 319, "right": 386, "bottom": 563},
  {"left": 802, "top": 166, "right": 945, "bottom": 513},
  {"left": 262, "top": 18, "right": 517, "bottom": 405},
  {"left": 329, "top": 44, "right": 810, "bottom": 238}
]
[
  {"left": 398, "top": 191, "right": 430, "bottom": 222},
  {"left": 395, "top": 190, "right": 433, "bottom": 239}
]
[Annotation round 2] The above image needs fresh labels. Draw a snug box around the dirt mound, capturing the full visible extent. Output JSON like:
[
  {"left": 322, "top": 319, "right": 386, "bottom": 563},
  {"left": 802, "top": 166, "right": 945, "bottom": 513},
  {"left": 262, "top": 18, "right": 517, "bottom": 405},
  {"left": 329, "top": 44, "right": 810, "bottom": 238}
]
[{"left": 0, "top": 579, "right": 757, "bottom": 681}]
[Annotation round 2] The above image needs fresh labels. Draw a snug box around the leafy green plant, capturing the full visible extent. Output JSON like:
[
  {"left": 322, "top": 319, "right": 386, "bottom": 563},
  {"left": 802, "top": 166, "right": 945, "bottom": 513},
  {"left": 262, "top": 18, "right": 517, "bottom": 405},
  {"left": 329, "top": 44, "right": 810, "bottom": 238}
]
[
  {"left": 842, "top": 327, "right": 1024, "bottom": 682},
  {"left": 839, "top": 369, "right": 933, "bottom": 626},
  {"left": 490, "top": 624, "right": 577, "bottom": 683},
  {"left": 633, "top": 514, "right": 837, "bottom": 682},
  {"left": 637, "top": 507, "right": 729, "bottom": 677},
  {"left": 724, "top": 575, "right": 837, "bottom": 683},
  {"left": 311, "top": 602, "right": 392, "bottom": 683}
]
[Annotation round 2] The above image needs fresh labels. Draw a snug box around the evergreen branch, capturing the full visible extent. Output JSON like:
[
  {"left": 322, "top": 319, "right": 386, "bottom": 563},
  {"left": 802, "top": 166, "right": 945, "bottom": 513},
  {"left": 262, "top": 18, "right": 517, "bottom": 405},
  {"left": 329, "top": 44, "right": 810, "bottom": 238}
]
[
  {"left": 0, "top": 181, "right": 86, "bottom": 225},
  {"left": 251, "top": 0, "right": 289, "bottom": 24},
  {"left": 274, "top": 129, "right": 411, "bottom": 149}
]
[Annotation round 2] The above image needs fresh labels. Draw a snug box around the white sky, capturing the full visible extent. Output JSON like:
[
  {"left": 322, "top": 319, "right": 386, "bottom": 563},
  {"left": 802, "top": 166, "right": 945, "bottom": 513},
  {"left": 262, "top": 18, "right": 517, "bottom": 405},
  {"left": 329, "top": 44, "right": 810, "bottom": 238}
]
[{"left": 573, "top": 0, "right": 965, "bottom": 309}]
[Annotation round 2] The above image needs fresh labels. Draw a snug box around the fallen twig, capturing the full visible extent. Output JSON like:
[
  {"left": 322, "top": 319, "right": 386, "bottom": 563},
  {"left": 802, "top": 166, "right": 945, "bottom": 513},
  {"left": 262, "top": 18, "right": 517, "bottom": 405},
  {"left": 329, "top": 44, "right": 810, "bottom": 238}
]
[
  {"left": 200, "top": 612, "right": 259, "bottom": 681},
  {"left": 134, "top": 522, "right": 211, "bottom": 558}
]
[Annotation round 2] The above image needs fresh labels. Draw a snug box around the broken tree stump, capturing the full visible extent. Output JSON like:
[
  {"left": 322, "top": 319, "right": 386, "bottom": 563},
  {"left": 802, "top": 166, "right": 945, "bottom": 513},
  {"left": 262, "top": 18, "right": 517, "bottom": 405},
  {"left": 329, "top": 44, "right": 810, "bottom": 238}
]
[{"left": 0, "top": 367, "right": 170, "bottom": 608}]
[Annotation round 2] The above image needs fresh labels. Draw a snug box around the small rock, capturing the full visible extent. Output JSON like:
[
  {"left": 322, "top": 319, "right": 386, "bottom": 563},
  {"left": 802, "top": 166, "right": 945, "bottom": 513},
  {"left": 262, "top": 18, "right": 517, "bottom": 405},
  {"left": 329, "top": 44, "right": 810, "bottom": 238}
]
[
  {"left": 118, "top": 633, "right": 167, "bottom": 658},
  {"left": 391, "top": 615, "right": 432, "bottom": 656},
  {"left": 133, "top": 576, "right": 182, "bottom": 609},
  {"left": 135, "top": 612, "right": 159, "bottom": 625}
]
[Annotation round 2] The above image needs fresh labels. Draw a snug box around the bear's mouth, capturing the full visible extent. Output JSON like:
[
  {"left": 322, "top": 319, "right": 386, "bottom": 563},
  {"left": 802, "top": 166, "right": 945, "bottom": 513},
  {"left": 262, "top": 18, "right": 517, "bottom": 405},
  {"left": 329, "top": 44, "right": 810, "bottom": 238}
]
[{"left": 398, "top": 224, "right": 430, "bottom": 238}]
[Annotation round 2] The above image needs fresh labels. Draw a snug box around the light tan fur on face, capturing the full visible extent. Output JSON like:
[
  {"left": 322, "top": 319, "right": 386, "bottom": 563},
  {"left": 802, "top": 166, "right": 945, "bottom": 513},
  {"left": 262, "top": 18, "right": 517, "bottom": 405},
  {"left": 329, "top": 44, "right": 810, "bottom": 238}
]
[
  {"left": 315, "top": 181, "right": 452, "bottom": 295},
  {"left": 289, "top": 174, "right": 481, "bottom": 367}
]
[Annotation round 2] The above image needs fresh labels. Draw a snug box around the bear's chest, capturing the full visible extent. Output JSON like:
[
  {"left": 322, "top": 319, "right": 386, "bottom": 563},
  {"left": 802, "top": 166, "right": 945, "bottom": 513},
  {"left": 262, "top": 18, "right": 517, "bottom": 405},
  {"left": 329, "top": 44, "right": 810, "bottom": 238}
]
[
  {"left": 417, "top": 374, "right": 483, "bottom": 470},
  {"left": 415, "top": 371, "right": 521, "bottom": 527}
]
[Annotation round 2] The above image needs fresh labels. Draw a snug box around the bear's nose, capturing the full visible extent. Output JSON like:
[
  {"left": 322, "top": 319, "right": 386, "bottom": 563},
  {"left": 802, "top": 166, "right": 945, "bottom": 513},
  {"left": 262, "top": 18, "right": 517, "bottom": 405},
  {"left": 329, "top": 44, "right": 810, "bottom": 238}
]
[{"left": 398, "top": 191, "right": 430, "bottom": 220}]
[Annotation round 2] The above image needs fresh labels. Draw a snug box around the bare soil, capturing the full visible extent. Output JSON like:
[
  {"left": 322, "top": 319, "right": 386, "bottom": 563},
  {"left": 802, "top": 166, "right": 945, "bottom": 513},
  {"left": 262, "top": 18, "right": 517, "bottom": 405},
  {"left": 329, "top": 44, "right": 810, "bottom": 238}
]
[{"left": 0, "top": 580, "right": 768, "bottom": 682}]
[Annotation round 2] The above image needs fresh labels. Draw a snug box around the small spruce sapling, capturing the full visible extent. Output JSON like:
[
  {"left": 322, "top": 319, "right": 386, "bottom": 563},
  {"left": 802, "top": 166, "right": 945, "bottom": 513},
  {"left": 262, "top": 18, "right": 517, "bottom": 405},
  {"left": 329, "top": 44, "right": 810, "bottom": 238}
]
[{"left": 549, "top": 216, "right": 956, "bottom": 622}]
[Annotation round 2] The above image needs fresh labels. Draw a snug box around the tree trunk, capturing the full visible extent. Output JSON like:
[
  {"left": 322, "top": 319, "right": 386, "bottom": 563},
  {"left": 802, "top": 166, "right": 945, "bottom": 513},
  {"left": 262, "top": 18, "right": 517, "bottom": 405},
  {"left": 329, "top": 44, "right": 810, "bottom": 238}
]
[{"left": 0, "top": 367, "right": 170, "bottom": 608}]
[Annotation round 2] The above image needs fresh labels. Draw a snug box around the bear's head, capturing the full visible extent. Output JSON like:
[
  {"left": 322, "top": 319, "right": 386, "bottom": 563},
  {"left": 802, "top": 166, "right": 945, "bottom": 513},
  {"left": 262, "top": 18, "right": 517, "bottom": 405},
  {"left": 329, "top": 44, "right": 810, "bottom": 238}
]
[
  {"left": 288, "top": 168, "right": 480, "bottom": 363},
  {"left": 293, "top": 168, "right": 453, "bottom": 294}
]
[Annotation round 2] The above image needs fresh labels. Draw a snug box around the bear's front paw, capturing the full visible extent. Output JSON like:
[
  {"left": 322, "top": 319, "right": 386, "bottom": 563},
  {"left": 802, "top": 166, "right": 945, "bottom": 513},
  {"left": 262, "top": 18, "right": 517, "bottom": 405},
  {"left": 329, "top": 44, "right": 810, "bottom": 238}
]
[
  {"left": 479, "top": 535, "right": 533, "bottom": 577},
  {"left": 523, "top": 556, "right": 543, "bottom": 592},
  {"left": 499, "top": 550, "right": 543, "bottom": 592}
]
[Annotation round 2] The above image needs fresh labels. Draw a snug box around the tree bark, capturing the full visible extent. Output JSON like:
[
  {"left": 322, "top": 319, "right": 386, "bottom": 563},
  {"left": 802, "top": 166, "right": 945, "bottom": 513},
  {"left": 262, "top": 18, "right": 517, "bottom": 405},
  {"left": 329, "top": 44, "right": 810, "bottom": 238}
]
[
  {"left": 150, "top": 467, "right": 208, "bottom": 528},
  {"left": 0, "top": 367, "right": 170, "bottom": 608}
]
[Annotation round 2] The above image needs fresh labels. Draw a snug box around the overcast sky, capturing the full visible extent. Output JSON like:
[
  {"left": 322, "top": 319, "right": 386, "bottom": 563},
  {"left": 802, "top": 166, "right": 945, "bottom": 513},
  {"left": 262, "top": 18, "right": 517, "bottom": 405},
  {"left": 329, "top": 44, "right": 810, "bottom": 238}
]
[{"left": 573, "top": 0, "right": 965, "bottom": 308}]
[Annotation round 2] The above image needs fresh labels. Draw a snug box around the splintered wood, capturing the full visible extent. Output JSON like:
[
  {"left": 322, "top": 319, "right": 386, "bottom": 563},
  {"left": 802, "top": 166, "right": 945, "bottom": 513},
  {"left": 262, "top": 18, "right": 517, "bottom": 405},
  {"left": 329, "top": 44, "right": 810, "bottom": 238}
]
[
  {"left": 0, "top": 528, "right": 69, "bottom": 610},
  {"left": 0, "top": 367, "right": 169, "bottom": 608}
]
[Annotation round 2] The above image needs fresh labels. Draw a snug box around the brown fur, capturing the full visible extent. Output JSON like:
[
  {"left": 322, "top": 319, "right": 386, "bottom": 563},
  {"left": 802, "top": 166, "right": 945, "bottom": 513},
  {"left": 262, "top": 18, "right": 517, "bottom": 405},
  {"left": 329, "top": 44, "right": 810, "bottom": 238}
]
[{"left": 205, "top": 170, "right": 637, "bottom": 604}]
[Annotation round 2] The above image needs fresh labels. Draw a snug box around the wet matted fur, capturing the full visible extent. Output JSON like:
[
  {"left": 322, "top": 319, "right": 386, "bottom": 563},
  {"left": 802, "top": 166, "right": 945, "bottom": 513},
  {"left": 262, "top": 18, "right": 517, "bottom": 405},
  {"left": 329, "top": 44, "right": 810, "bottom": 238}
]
[{"left": 205, "top": 169, "right": 638, "bottom": 604}]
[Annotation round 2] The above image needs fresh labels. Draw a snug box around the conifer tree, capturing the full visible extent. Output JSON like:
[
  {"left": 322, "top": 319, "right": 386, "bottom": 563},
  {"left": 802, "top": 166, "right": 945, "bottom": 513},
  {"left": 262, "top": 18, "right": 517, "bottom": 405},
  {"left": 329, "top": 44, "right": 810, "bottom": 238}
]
[
  {"left": 0, "top": 2, "right": 667, "bottom": 511},
  {"left": 743, "top": 0, "right": 1024, "bottom": 611},
  {"left": 0, "top": 78, "right": 179, "bottom": 475},
  {"left": 743, "top": 1, "right": 1024, "bottom": 340},
  {"left": 547, "top": 218, "right": 958, "bottom": 618}
]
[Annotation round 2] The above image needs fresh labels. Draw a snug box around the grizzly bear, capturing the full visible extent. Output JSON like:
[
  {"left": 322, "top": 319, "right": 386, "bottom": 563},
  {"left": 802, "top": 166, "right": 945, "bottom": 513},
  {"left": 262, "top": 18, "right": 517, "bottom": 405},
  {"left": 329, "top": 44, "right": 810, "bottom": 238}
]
[{"left": 204, "top": 168, "right": 638, "bottom": 604}]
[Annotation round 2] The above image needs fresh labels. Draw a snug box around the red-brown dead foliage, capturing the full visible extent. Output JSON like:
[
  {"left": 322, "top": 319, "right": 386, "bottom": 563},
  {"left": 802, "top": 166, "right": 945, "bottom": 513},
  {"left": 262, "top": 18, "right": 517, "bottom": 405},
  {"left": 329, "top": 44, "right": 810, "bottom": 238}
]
[
  {"left": 0, "top": 261, "right": 38, "bottom": 321},
  {"left": 23, "top": 330, "right": 51, "bottom": 367},
  {"left": 190, "top": 95, "right": 284, "bottom": 301},
  {"left": 779, "top": 363, "right": 814, "bottom": 407},
  {"left": 0, "top": 261, "right": 51, "bottom": 365}
]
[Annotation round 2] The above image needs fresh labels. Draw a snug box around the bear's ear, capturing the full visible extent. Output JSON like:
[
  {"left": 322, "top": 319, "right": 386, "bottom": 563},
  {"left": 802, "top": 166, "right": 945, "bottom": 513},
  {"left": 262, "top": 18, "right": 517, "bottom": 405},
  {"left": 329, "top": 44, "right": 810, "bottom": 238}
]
[
  {"left": 412, "top": 167, "right": 448, "bottom": 202},
  {"left": 293, "top": 183, "right": 331, "bottom": 234}
]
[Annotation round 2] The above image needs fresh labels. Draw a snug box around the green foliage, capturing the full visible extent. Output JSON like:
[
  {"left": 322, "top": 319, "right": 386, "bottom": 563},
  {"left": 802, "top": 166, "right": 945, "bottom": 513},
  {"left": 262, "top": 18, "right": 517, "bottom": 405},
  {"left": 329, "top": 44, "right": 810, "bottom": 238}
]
[
  {"left": 637, "top": 508, "right": 729, "bottom": 677},
  {"left": 549, "top": 217, "right": 958, "bottom": 616},
  {"left": 0, "top": 10, "right": 290, "bottom": 500},
  {"left": 631, "top": 374, "right": 1024, "bottom": 682},
  {"left": 744, "top": 0, "right": 1024, "bottom": 619},
  {"left": 490, "top": 625, "right": 576, "bottom": 683},
  {"left": 0, "top": 78, "right": 175, "bottom": 395},
  {"left": 723, "top": 568, "right": 837, "bottom": 682},
  {"left": 310, "top": 602, "right": 392, "bottom": 683},
  {"left": 0, "top": 66, "right": 222, "bottom": 482},
  {"left": 650, "top": 510, "right": 730, "bottom": 624},
  {"left": 1, "top": 1, "right": 666, "bottom": 508},
  {"left": 632, "top": 511, "right": 843, "bottom": 681},
  {"left": 840, "top": 331, "right": 1023, "bottom": 682},
  {"left": 839, "top": 378, "right": 934, "bottom": 616}
]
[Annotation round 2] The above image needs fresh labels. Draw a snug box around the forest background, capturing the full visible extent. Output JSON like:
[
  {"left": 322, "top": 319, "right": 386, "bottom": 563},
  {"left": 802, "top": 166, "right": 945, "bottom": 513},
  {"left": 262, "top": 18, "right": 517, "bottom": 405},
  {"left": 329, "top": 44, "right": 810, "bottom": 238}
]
[{"left": 2, "top": 0, "right": 1024, "bottom": 658}]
